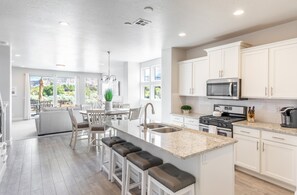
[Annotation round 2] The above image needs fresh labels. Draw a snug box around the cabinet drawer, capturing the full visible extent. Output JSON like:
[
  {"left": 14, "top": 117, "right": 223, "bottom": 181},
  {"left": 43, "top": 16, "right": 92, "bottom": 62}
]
[
  {"left": 185, "top": 124, "right": 199, "bottom": 131},
  {"left": 171, "top": 115, "right": 184, "bottom": 123},
  {"left": 262, "top": 131, "right": 297, "bottom": 146},
  {"left": 233, "top": 126, "right": 260, "bottom": 138},
  {"left": 184, "top": 118, "right": 199, "bottom": 126}
]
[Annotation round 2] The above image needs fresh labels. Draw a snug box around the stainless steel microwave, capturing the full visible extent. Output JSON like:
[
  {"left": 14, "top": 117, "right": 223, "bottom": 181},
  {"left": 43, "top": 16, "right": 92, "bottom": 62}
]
[{"left": 206, "top": 78, "right": 241, "bottom": 99}]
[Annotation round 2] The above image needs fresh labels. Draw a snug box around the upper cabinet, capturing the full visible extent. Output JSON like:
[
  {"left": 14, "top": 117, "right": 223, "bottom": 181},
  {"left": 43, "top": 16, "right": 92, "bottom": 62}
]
[
  {"left": 205, "top": 41, "right": 250, "bottom": 79},
  {"left": 179, "top": 57, "right": 208, "bottom": 96},
  {"left": 242, "top": 38, "right": 297, "bottom": 99}
]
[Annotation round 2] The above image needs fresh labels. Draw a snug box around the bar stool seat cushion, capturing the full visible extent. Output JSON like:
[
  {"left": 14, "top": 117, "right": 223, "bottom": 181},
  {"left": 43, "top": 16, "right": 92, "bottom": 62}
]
[
  {"left": 112, "top": 142, "right": 141, "bottom": 157},
  {"left": 102, "top": 136, "right": 126, "bottom": 147},
  {"left": 127, "top": 151, "right": 163, "bottom": 170},
  {"left": 90, "top": 124, "right": 104, "bottom": 131},
  {"left": 77, "top": 122, "right": 89, "bottom": 128},
  {"left": 148, "top": 163, "right": 196, "bottom": 192}
]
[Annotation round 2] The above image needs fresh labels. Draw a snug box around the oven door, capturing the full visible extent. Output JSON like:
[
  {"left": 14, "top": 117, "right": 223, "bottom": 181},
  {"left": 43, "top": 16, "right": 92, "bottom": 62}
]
[
  {"left": 217, "top": 127, "right": 232, "bottom": 137},
  {"left": 199, "top": 124, "right": 209, "bottom": 133}
]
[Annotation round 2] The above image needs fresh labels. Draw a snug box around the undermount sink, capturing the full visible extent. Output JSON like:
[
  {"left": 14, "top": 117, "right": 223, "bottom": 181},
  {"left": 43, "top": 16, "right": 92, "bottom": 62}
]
[
  {"left": 140, "top": 123, "right": 167, "bottom": 129},
  {"left": 151, "top": 127, "right": 182, "bottom": 133}
]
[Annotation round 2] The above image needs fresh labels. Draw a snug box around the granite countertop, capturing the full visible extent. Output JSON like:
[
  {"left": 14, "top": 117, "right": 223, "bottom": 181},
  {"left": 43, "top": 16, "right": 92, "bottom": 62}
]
[
  {"left": 233, "top": 121, "right": 297, "bottom": 136},
  {"left": 106, "top": 120, "right": 236, "bottom": 159},
  {"left": 171, "top": 112, "right": 206, "bottom": 119}
]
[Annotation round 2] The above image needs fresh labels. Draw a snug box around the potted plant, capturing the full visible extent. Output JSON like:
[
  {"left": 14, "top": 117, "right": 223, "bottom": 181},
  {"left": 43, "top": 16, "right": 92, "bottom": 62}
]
[
  {"left": 104, "top": 88, "right": 113, "bottom": 110},
  {"left": 181, "top": 105, "right": 192, "bottom": 114}
]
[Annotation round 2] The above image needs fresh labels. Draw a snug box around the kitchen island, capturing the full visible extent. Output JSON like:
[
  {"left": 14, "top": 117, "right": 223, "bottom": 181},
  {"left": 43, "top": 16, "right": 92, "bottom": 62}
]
[{"left": 106, "top": 120, "right": 237, "bottom": 195}]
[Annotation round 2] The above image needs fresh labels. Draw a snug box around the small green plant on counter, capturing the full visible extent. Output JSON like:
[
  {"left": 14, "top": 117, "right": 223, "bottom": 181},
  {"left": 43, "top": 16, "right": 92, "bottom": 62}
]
[
  {"left": 181, "top": 105, "right": 192, "bottom": 111},
  {"left": 104, "top": 89, "right": 113, "bottom": 102}
]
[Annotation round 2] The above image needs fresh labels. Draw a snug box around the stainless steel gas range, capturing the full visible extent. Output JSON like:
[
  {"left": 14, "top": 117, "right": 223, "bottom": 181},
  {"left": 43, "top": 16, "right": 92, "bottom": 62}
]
[{"left": 199, "top": 104, "right": 247, "bottom": 137}]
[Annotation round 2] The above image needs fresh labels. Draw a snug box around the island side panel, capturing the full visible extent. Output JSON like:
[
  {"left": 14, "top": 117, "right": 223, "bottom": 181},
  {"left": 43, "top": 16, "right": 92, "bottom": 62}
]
[{"left": 199, "top": 144, "right": 235, "bottom": 195}]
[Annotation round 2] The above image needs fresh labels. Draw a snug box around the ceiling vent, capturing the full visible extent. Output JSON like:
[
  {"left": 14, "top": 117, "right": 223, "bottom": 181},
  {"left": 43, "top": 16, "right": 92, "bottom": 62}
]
[{"left": 133, "top": 18, "right": 152, "bottom": 26}]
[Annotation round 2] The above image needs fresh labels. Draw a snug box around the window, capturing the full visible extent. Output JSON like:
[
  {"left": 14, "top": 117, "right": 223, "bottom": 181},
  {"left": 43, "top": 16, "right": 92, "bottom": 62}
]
[
  {"left": 140, "top": 65, "right": 161, "bottom": 100},
  {"left": 56, "top": 77, "right": 76, "bottom": 106},
  {"left": 85, "top": 78, "right": 99, "bottom": 103}
]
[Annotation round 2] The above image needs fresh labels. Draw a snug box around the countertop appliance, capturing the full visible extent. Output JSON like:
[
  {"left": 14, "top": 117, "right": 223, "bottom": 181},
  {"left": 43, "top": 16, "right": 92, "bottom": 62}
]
[
  {"left": 280, "top": 107, "right": 297, "bottom": 128},
  {"left": 206, "top": 78, "right": 241, "bottom": 100},
  {"left": 199, "top": 104, "right": 247, "bottom": 137}
]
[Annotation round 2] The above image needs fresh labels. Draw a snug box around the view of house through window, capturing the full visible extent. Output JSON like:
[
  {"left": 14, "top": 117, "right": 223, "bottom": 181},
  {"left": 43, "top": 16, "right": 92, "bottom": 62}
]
[{"left": 85, "top": 78, "right": 99, "bottom": 103}]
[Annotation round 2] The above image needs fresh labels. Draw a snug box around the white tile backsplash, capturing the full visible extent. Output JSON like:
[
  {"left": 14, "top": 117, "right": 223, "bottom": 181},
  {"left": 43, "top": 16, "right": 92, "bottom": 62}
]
[{"left": 182, "top": 97, "right": 297, "bottom": 124}]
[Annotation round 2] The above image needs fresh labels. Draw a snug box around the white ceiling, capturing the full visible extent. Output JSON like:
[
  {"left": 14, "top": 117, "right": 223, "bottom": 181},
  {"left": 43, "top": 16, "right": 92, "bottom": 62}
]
[{"left": 0, "top": 0, "right": 297, "bottom": 73}]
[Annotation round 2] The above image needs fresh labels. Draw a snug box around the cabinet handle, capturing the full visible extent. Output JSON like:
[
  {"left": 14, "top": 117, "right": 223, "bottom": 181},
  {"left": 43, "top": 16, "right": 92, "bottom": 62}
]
[
  {"left": 262, "top": 143, "right": 265, "bottom": 152},
  {"left": 272, "top": 136, "right": 285, "bottom": 141},
  {"left": 240, "top": 130, "right": 250, "bottom": 134},
  {"left": 265, "top": 87, "right": 268, "bottom": 96},
  {"left": 271, "top": 87, "right": 273, "bottom": 96},
  {"left": 257, "top": 141, "right": 259, "bottom": 151}
]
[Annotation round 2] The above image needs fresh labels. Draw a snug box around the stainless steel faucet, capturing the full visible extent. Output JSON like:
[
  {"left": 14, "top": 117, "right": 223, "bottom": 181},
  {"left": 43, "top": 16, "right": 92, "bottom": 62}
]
[{"left": 144, "top": 103, "right": 155, "bottom": 129}]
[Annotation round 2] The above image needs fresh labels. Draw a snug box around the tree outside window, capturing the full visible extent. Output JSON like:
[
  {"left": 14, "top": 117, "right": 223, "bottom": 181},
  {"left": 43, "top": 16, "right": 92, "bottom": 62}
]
[{"left": 85, "top": 78, "right": 99, "bottom": 103}]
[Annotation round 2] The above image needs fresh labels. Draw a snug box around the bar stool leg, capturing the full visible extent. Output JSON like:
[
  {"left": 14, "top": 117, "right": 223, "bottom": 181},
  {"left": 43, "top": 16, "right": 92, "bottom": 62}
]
[
  {"left": 100, "top": 144, "right": 104, "bottom": 172},
  {"left": 111, "top": 150, "right": 116, "bottom": 182},
  {"left": 141, "top": 170, "right": 147, "bottom": 195}
]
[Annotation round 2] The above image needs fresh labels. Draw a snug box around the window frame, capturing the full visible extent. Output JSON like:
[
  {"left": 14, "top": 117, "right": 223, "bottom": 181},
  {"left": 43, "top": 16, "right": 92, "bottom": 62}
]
[{"left": 140, "top": 64, "right": 161, "bottom": 101}]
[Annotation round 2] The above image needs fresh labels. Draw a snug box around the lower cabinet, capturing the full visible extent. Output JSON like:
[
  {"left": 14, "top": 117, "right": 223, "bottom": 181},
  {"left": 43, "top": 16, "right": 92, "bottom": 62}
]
[
  {"left": 234, "top": 126, "right": 297, "bottom": 187},
  {"left": 170, "top": 115, "right": 199, "bottom": 130},
  {"left": 234, "top": 134, "right": 260, "bottom": 172}
]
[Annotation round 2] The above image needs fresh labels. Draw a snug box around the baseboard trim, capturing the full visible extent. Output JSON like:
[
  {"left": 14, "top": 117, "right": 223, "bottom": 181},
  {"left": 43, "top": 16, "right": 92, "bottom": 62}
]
[
  {"left": 236, "top": 166, "right": 296, "bottom": 192},
  {"left": 38, "top": 130, "right": 72, "bottom": 136}
]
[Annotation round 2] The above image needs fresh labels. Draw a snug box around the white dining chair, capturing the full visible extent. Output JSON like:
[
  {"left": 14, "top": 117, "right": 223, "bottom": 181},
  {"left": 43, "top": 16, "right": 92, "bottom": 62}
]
[
  {"left": 68, "top": 108, "right": 89, "bottom": 149},
  {"left": 87, "top": 110, "right": 106, "bottom": 152},
  {"left": 128, "top": 107, "right": 142, "bottom": 121}
]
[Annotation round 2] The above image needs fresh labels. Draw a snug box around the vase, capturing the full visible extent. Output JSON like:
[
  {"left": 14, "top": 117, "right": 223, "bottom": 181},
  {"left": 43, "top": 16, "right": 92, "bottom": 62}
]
[
  {"left": 105, "top": 101, "right": 112, "bottom": 111},
  {"left": 182, "top": 110, "right": 190, "bottom": 114}
]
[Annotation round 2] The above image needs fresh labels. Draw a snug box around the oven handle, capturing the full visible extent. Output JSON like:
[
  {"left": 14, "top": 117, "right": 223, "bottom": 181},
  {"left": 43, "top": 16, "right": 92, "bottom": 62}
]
[
  {"left": 217, "top": 127, "right": 232, "bottom": 132},
  {"left": 229, "top": 83, "right": 233, "bottom": 96}
]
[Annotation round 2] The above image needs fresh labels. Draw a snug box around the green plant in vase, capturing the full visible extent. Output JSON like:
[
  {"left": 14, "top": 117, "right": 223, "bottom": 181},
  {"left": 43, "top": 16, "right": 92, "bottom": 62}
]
[
  {"left": 181, "top": 105, "right": 192, "bottom": 114},
  {"left": 104, "top": 89, "right": 113, "bottom": 110}
]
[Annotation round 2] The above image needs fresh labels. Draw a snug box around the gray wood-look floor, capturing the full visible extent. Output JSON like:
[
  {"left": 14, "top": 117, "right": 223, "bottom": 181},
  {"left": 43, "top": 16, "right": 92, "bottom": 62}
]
[{"left": 0, "top": 133, "right": 294, "bottom": 195}]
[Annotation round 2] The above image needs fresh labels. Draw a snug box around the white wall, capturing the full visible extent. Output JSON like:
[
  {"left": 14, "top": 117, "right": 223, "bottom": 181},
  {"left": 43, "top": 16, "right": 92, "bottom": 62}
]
[
  {"left": 127, "top": 62, "right": 140, "bottom": 107},
  {"left": 161, "top": 49, "right": 186, "bottom": 123},
  {"left": 0, "top": 45, "right": 11, "bottom": 142},
  {"left": 178, "top": 20, "right": 297, "bottom": 124}
]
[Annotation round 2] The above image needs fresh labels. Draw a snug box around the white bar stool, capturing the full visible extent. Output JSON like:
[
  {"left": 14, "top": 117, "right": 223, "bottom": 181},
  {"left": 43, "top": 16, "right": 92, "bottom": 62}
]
[
  {"left": 125, "top": 151, "right": 163, "bottom": 195},
  {"left": 111, "top": 142, "right": 142, "bottom": 195},
  {"left": 101, "top": 136, "right": 126, "bottom": 180},
  {"left": 148, "top": 163, "right": 196, "bottom": 195}
]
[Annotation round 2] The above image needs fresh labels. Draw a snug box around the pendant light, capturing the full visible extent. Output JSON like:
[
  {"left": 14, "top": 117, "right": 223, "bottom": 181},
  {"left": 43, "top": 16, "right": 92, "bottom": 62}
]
[{"left": 101, "top": 51, "right": 116, "bottom": 82}]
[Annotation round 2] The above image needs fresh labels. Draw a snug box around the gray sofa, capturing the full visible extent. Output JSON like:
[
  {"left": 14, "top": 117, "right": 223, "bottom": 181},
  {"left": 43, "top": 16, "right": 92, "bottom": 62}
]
[{"left": 35, "top": 108, "right": 83, "bottom": 135}]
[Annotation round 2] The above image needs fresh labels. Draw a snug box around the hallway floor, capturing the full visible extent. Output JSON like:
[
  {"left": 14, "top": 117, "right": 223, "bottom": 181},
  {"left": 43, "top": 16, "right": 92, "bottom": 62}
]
[{"left": 11, "top": 119, "right": 37, "bottom": 140}]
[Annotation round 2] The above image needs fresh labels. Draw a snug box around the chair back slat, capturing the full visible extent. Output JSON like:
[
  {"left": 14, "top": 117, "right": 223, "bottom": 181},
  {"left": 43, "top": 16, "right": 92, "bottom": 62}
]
[
  {"left": 68, "top": 108, "right": 77, "bottom": 127},
  {"left": 87, "top": 110, "right": 106, "bottom": 126}
]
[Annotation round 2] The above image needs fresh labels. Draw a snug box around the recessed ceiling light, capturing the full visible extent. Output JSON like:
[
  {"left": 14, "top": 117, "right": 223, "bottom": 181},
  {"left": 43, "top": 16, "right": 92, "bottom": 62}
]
[
  {"left": 59, "top": 21, "right": 69, "bottom": 26},
  {"left": 144, "top": 6, "right": 153, "bottom": 13},
  {"left": 15, "top": 54, "right": 21, "bottom": 57},
  {"left": 233, "top": 9, "right": 244, "bottom": 16},
  {"left": 56, "top": 64, "right": 66, "bottom": 67},
  {"left": 178, "top": 32, "right": 186, "bottom": 37}
]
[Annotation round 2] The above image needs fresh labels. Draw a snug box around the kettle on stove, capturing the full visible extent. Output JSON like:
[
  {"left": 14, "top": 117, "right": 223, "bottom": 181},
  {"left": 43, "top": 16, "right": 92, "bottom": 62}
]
[{"left": 280, "top": 107, "right": 297, "bottom": 128}]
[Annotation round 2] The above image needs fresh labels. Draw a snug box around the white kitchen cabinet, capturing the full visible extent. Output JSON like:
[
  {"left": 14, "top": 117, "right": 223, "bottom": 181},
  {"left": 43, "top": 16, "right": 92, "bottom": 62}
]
[
  {"left": 206, "top": 41, "right": 249, "bottom": 79},
  {"left": 241, "top": 38, "right": 297, "bottom": 99},
  {"left": 170, "top": 115, "right": 184, "bottom": 127},
  {"left": 179, "top": 57, "right": 208, "bottom": 96},
  {"left": 261, "top": 140, "right": 296, "bottom": 185},
  {"left": 184, "top": 117, "right": 199, "bottom": 130},
  {"left": 269, "top": 43, "right": 297, "bottom": 99},
  {"left": 179, "top": 62, "right": 193, "bottom": 95},
  {"left": 241, "top": 49, "right": 269, "bottom": 98},
  {"left": 234, "top": 127, "right": 260, "bottom": 173}
]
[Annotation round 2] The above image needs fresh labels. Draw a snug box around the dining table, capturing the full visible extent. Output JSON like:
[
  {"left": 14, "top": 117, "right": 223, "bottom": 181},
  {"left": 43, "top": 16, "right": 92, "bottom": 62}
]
[{"left": 79, "top": 108, "right": 130, "bottom": 116}]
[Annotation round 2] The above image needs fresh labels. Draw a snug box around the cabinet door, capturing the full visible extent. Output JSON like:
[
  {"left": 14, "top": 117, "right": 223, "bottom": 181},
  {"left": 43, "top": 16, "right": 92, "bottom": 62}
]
[
  {"left": 261, "top": 140, "right": 296, "bottom": 185},
  {"left": 179, "top": 62, "right": 193, "bottom": 95},
  {"left": 241, "top": 49, "right": 269, "bottom": 98},
  {"left": 269, "top": 43, "right": 297, "bottom": 98},
  {"left": 208, "top": 50, "right": 222, "bottom": 79},
  {"left": 222, "top": 46, "right": 240, "bottom": 78},
  {"left": 234, "top": 134, "right": 260, "bottom": 172},
  {"left": 192, "top": 59, "right": 208, "bottom": 96}
]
